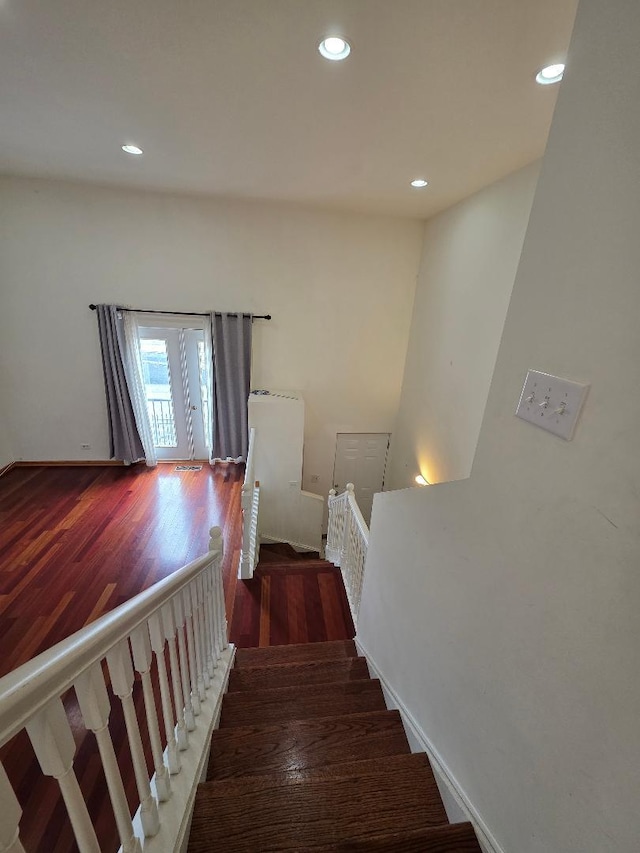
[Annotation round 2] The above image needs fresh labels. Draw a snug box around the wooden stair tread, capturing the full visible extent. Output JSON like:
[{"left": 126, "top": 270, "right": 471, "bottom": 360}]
[
  {"left": 298, "top": 822, "right": 483, "bottom": 852},
  {"left": 208, "top": 709, "right": 410, "bottom": 780},
  {"left": 234, "top": 639, "right": 357, "bottom": 669},
  {"left": 189, "top": 754, "right": 449, "bottom": 853},
  {"left": 220, "top": 678, "right": 385, "bottom": 727},
  {"left": 228, "top": 657, "right": 370, "bottom": 692}
]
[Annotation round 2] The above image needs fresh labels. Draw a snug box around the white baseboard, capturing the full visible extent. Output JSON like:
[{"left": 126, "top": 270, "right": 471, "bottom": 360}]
[{"left": 355, "top": 637, "right": 506, "bottom": 853}]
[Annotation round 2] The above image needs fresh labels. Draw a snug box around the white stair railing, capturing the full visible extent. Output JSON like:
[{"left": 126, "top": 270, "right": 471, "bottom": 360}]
[
  {"left": 326, "top": 484, "right": 369, "bottom": 623},
  {"left": 0, "top": 526, "right": 233, "bottom": 853},
  {"left": 239, "top": 427, "right": 261, "bottom": 579}
]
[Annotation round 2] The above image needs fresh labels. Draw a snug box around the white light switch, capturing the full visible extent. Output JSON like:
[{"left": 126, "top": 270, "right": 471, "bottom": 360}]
[{"left": 516, "top": 370, "right": 589, "bottom": 440}]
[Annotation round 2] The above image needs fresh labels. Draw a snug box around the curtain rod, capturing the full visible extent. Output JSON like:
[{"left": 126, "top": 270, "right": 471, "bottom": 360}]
[{"left": 88, "top": 304, "right": 271, "bottom": 320}]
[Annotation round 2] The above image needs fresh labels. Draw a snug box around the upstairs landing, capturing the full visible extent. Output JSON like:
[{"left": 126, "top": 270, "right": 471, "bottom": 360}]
[{"left": 230, "top": 542, "right": 354, "bottom": 648}]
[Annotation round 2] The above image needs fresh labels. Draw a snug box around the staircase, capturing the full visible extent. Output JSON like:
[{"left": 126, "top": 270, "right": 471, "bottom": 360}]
[{"left": 188, "top": 639, "right": 482, "bottom": 852}]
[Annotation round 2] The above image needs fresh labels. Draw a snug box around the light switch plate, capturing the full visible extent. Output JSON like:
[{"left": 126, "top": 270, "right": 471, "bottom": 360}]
[{"left": 516, "top": 370, "right": 589, "bottom": 440}]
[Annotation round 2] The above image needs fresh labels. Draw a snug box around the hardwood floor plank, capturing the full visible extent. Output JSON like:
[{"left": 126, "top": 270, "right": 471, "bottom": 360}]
[
  {"left": 286, "top": 573, "right": 308, "bottom": 645},
  {"left": 268, "top": 572, "right": 290, "bottom": 646},
  {"left": 259, "top": 574, "right": 272, "bottom": 647},
  {"left": 318, "top": 572, "right": 349, "bottom": 642}
]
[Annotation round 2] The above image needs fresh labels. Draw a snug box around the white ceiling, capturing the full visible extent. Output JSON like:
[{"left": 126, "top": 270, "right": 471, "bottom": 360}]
[{"left": 0, "top": 0, "right": 578, "bottom": 219}]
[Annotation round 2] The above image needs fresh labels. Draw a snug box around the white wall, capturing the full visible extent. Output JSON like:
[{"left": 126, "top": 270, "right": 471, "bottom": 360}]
[
  {"left": 386, "top": 163, "right": 539, "bottom": 490},
  {"left": 0, "top": 178, "right": 423, "bottom": 494},
  {"left": 358, "top": 1, "right": 640, "bottom": 851}
]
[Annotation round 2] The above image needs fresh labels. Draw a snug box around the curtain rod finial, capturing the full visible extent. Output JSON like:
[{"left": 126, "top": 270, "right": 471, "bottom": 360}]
[{"left": 89, "top": 304, "right": 97, "bottom": 310}]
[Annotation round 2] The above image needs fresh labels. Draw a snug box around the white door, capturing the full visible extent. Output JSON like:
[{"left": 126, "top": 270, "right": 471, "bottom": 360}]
[
  {"left": 138, "top": 326, "right": 210, "bottom": 461},
  {"left": 333, "top": 433, "right": 390, "bottom": 524}
]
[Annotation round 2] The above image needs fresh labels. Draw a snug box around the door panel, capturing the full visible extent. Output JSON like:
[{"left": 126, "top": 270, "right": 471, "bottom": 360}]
[
  {"left": 183, "top": 329, "right": 209, "bottom": 460},
  {"left": 138, "top": 325, "right": 210, "bottom": 461},
  {"left": 333, "top": 433, "right": 390, "bottom": 524}
]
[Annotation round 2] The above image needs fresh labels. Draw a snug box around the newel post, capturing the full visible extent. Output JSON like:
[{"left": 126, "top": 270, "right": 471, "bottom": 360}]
[{"left": 209, "top": 525, "right": 223, "bottom": 555}]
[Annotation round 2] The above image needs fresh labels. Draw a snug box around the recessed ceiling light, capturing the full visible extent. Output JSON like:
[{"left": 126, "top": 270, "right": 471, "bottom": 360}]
[
  {"left": 318, "top": 36, "right": 351, "bottom": 61},
  {"left": 411, "top": 178, "right": 428, "bottom": 188},
  {"left": 535, "top": 63, "right": 565, "bottom": 85},
  {"left": 121, "top": 144, "right": 143, "bottom": 155}
]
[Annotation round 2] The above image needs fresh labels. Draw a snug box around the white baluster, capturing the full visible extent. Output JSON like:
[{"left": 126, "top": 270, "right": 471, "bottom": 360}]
[
  {"left": 239, "top": 483, "right": 253, "bottom": 578},
  {"left": 327, "top": 489, "right": 337, "bottom": 557},
  {"left": 184, "top": 581, "right": 207, "bottom": 702},
  {"left": 172, "top": 594, "right": 196, "bottom": 730},
  {"left": 218, "top": 558, "right": 229, "bottom": 652},
  {"left": 251, "top": 482, "right": 261, "bottom": 570},
  {"left": 212, "top": 567, "right": 226, "bottom": 654},
  {"left": 26, "top": 698, "right": 100, "bottom": 853},
  {"left": 190, "top": 581, "right": 210, "bottom": 693},
  {"left": 106, "top": 639, "right": 160, "bottom": 837},
  {"left": 209, "top": 527, "right": 228, "bottom": 654},
  {"left": 199, "top": 571, "right": 216, "bottom": 678},
  {"left": 182, "top": 587, "right": 202, "bottom": 716},
  {"left": 209, "top": 528, "right": 224, "bottom": 646},
  {"left": 204, "top": 560, "right": 219, "bottom": 663},
  {"left": 161, "top": 603, "right": 189, "bottom": 751},
  {"left": 147, "top": 613, "right": 181, "bottom": 775},
  {"left": 129, "top": 625, "right": 172, "bottom": 802},
  {"left": 74, "top": 665, "right": 142, "bottom": 853},
  {"left": 0, "top": 762, "right": 26, "bottom": 853},
  {"left": 341, "top": 484, "right": 355, "bottom": 568}
]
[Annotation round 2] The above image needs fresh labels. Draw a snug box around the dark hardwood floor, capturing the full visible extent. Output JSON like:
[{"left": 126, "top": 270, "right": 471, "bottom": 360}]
[
  {"left": 0, "top": 463, "right": 353, "bottom": 851},
  {"left": 0, "top": 463, "right": 244, "bottom": 677}
]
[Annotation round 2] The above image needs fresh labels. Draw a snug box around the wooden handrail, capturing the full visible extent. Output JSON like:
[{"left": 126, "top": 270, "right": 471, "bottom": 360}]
[
  {"left": 0, "top": 544, "right": 220, "bottom": 747},
  {"left": 0, "top": 527, "right": 232, "bottom": 853}
]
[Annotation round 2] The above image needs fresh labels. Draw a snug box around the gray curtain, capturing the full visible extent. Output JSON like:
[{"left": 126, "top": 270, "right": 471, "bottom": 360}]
[
  {"left": 210, "top": 312, "right": 252, "bottom": 461},
  {"left": 96, "top": 304, "right": 145, "bottom": 464}
]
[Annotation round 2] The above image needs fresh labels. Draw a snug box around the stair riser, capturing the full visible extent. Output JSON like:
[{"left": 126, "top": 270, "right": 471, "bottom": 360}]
[
  {"left": 295, "top": 822, "right": 483, "bottom": 852},
  {"left": 228, "top": 657, "right": 370, "bottom": 692},
  {"left": 234, "top": 639, "right": 358, "bottom": 668},
  {"left": 220, "top": 680, "right": 386, "bottom": 728}
]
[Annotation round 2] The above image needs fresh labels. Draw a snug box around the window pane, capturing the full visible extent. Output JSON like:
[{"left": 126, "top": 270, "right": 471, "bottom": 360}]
[{"left": 140, "top": 339, "right": 177, "bottom": 447}]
